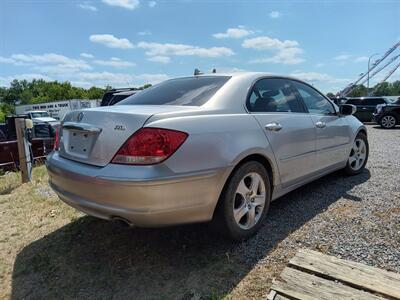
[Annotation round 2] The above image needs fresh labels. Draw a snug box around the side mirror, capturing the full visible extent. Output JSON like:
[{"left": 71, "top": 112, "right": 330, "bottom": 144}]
[{"left": 339, "top": 104, "right": 356, "bottom": 116}]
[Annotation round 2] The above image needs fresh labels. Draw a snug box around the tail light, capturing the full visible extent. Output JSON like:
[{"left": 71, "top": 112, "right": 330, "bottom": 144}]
[
  {"left": 112, "top": 127, "right": 188, "bottom": 165},
  {"left": 54, "top": 127, "right": 60, "bottom": 151}
]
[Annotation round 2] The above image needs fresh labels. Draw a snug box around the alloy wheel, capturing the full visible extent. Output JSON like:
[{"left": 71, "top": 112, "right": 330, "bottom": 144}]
[
  {"left": 381, "top": 115, "right": 396, "bottom": 128},
  {"left": 233, "top": 172, "right": 266, "bottom": 230},
  {"left": 348, "top": 138, "right": 367, "bottom": 171}
]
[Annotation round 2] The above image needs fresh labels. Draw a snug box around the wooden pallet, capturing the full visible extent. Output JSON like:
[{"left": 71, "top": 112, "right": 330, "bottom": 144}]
[{"left": 267, "top": 249, "right": 400, "bottom": 300}]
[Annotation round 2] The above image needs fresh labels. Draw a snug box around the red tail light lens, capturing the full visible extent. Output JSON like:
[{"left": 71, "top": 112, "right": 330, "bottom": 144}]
[
  {"left": 112, "top": 128, "right": 188, "bottom": 165},
  {"left": 54, "top": 127, "right": 60, "bottom": 151}
]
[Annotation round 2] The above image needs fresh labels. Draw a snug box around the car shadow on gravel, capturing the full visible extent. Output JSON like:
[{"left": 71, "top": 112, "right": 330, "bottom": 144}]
[{"left": 11, "top": 169, "right": 370, "bottom": 299}]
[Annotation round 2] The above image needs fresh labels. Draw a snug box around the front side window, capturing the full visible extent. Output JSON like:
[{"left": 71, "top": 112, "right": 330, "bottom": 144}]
[
  {"left": 118, "top": 76, "right": 231, "bottom": 106},
  {"left": 247, "top": 78, "right": 304, "bottom": 113},
  {"left": 292, "top": 81, "right": 335, "bottom": 115}
]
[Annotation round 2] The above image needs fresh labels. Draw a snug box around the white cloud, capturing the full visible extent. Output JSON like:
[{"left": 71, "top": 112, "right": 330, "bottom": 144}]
[
  {"left": 269, "top": 11, "right": 281, "bottom": 18},
  {"left": 89, "top": 34, "right": 134, "bottom": 49},
  {"left": 77, "top": 71, "right": 168, "bottom": 87},
  {"left": 334, "top": 54, "right": 351, "bottom": 61},
  {"left": 93, "top": 57, "right": 136, "bottom": 68},
  {"left": 290, "top": 72, "right": 331, "bottom": 82},
  {"left": 242, "top": 36, "right": 298, "bottom": 50},
  {"left": 148, "top": 1, "right": 156, "bottom": 8},
  {"left": 137, "top": 41, "right": 234, "bottom": 57},
  {"left": 290, "top": 72, "right": 349, "bottom": 84},
  {"left": 251, "top": 47, "right": 304, "bottom": 65},
  {"left": 101, "top": 0, "right": 139, "bottom": 10},
  {"left": 315, "top": 63, "right": 325, "bottom": 68},
  {"left": 0, "top": 74, "right": 54, "bottom": 87},
  {"left": 10, "top": 53, "right": 91, "bottom": 71},
  {"left": 0, "top": 56, "right": 15, "bottom": 64},
  {"left": 213, "top": 26, "right": 254, "bottom": 39},
  {"left": 243, "top": 36, "right": 304, "bottom": 65},
  {"left": 138, "top": 30, "right": 151, "bottom": 36},
  {"left": 147, "top": 55, "right": 171, "bottom": 64},
  {"left": 80, "top": 53, "right": 94, "bottom": 58},
  {"left": 78, "top": 3, "right": 98, "bottom": 11},
  {"left": 355, "top": 56, "right": 369, "bottom": 62}
]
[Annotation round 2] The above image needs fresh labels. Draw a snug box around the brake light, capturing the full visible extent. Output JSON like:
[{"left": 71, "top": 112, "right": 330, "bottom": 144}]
[
  {"left": 54, "top": 127, "right": 60, "bottom": 150},
  {"left": 112, "top": 128, "right": 188, "bottom": 165}
]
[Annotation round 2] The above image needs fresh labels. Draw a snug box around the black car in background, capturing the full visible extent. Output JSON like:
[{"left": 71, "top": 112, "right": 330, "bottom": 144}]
[
  {"left": 344, "top": 97, "right": 389, "bottom": 122},
  {"left": 373, "top": 97, "right": 400, "bottom": 128},
  {"left": 100, "top": 88, "right": 137, "bottom": 106}
]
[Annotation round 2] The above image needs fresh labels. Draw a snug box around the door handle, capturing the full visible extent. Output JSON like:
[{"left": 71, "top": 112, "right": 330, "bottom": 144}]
[
  {"left": 315, "top": 121, "right": 326, "bottom": 128},
  {"left": 265, "top": 122, "right": 282, "bottom": 132}
]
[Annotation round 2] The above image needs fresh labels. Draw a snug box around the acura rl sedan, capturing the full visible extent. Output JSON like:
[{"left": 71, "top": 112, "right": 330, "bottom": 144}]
[{"left": 46, "top": 73, "right": 368, "bottom": 240}]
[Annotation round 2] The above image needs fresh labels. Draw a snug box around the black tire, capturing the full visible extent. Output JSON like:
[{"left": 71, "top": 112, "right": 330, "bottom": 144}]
[
  {"left": 379, "top": 113, "right": 397, "bottom": 129},
  {"left": 213, "top": 161, "right": 271, "bottom": 241},
  {"left": 344, "top": 132, "right": 369, "bottom": 175}
]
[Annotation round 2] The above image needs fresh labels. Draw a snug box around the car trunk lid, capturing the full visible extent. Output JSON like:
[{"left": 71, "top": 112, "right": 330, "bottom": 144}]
[{"left": 58, "top": 105, "right": 194, "bottom": 166}]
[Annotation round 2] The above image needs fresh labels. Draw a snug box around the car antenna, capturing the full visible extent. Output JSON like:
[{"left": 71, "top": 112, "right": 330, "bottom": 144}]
[{"left": 194, "top": 68, "right": 203, "bottom": 76}]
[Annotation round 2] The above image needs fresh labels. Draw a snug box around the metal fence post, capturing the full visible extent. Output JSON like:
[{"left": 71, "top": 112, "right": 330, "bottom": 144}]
[{"left": 15, "top": 118, "right": 32, "bottom": 183}]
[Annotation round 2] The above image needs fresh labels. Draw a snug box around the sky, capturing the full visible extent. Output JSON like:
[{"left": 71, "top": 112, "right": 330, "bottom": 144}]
[{"left": 0, "top": 0, "right": 399, "bottom": 93}]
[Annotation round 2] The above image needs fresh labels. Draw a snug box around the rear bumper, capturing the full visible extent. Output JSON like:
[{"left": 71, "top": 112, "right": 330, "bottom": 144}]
[{"left": 46, "top": 152, "right": 229, "bottom": 226}]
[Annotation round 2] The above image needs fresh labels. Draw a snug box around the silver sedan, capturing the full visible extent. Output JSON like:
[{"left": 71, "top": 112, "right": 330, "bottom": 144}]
[{"left": 46, "top": 73, "right": 368, "bottom": 240}]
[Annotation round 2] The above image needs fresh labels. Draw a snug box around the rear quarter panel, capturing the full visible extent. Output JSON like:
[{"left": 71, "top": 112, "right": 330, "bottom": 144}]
[{"left": 145, "top": 113, "right": 280, "bottom": 187}]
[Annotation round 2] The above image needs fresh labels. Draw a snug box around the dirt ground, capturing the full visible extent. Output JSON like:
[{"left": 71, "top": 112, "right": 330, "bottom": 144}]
[{"left": 1, "top": 125, "right": 399, "bottom": 299}]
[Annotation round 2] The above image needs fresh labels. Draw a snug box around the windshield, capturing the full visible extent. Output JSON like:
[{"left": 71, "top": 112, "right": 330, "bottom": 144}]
[
  {"left": 118, "top": 76, "right": 231, "bottom": 106},
  {"left": 31, "top": 112, "right": 50, "bottom": 118}
]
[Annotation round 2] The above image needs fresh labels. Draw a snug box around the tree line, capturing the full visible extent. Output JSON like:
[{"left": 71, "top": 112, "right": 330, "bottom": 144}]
[
  {"left": 326, "top": 80, "right": 400, "bottom": 98},
  {"left": 1, "top": 78, "right": 399, "bottom": 122},
  {"left": 0, "top": 79, "right": 151, "bottom": 122}
]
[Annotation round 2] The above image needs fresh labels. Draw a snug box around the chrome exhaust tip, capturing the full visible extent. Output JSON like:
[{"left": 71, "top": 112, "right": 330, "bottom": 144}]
[{"left": 112, "top": 216, "right": 135, "bottom": 227}]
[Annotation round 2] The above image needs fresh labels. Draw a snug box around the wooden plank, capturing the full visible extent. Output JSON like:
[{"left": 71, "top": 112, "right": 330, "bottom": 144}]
[
  {"left": 289, "top": 249, "right": 400, "bottom": 299},
  {"left": 271, "top": 267, "right": 385, "bottom": 300},
  {"left": 267, "top": 290, "right": 291, "bottom": 300}
]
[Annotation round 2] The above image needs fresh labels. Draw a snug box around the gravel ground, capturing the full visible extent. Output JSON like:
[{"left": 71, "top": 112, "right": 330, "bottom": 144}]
[{"left": 1, "top": 125, "right": 399, "bottom": 299}]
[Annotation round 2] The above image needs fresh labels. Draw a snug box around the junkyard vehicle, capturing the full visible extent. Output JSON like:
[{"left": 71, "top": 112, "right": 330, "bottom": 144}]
[
  {"left": 345, "top": 97, "right": 389, "bottom": 122},
  {"left": 46, "top": 73, "right": 368, "bottom": 240},
  {"left": 372, "top": 97, "right": 400, "bottom": 128},
  {"left": 0, "top": 118, "right": 55, "bottom": 170}
]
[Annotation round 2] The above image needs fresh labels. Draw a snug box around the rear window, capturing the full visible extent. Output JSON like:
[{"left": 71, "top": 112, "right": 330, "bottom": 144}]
[{"left": 118, "top": 76, "right": 231, "bottom": 106}]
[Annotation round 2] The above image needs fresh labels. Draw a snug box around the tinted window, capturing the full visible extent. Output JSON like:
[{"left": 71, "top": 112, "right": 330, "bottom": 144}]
[
  {"left": 247, "top": 78, "right": 304, "bottom": 113},
  {"left": 364, "top": 98, "right": 386, "bottom": 105},
  {"left": 118, "top": 76, "right": 231, "bottom": 106},
  {"left": 293, "top": 81, "right": 335, "bottom": 115},
  {"left": 346, "top": 99, "right": 362, "bottom": 105}
]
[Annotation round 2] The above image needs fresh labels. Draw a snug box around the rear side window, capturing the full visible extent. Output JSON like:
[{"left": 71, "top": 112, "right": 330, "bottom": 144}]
[
  {"left": 118, "top": 76, "right": 231, "bottom": 106},
  {"left": 247, "top": 78, "right": 304, "bottom": 113},
  {"left": 364, "top": 98, "right": 386, "bottom": 105}
]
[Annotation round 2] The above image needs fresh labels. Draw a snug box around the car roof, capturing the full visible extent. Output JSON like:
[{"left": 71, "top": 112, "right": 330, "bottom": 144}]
[{"left": 113, "top": 90, "right": 137, "bottom": 96}]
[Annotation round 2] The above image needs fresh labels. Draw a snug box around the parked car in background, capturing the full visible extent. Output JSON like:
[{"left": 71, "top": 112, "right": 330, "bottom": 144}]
[
  {"left": 108, "top": 90, "right": 137, "bottom": 106},
  {"left": 345, "top": 97, "right": 389, "bottom": 122},
  {"left": 47, "top": 73, "right": 368, "bottom": 240},
  {"left": 373, "top": 97, "right": 400, "bottom": 128},
  {"left": 26, "top": 110, "right": 60, "bottom": 126},
  {"left": 100, "top": 88, "right": 137, "bottom": 106},
  {"left": 0, "top": 117, "right": 55, "bottom": 170}
]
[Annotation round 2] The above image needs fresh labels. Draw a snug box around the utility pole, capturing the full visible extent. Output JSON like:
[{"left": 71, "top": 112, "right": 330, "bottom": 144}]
[
  {"left": 367, "top": 53, "right": 379, "bottom": 96},
  {"left": 15, "top": 118, "right": 32, "bottom": 183}
]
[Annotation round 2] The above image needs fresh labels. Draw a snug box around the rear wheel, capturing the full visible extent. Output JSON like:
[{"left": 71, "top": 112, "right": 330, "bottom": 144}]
[
  {"left": 380, "top": 114, "right": 397, "bottom": 129},
  {"left": 214, "top": 161, "right": 271, "bottom": 241},
  {"left": 344, "top": 132, "right": 368, "bottom": 175}
]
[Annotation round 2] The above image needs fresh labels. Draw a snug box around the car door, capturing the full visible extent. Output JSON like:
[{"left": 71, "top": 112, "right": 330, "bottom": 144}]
[
  {"left": 247, "top": 78, "right": 316, "bottom": 188},
  {"left": 291, "top": 80, "right": 351, "bottom": 170},
  {"left": 361, "top": 98, "right": 386, "bottom": 121}
]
